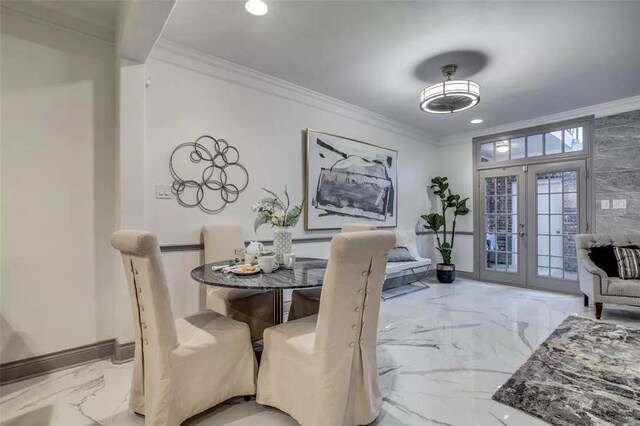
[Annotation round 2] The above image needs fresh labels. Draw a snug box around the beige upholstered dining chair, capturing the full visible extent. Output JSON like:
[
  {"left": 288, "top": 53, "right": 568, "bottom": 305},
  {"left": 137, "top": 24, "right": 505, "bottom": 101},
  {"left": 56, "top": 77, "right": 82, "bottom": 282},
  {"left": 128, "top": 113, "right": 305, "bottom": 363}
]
[
  {"left": 111, "top": 230, "right": 256, "bottom": 426},
  {"left": 202, "top": 225, "right": 273, "bottom": 341},
  {"left": 288, "top": 223, "right": 377, "bottom": 321},
  {"left": 257, "top": 230, "right": 395, "bottom": 426}
]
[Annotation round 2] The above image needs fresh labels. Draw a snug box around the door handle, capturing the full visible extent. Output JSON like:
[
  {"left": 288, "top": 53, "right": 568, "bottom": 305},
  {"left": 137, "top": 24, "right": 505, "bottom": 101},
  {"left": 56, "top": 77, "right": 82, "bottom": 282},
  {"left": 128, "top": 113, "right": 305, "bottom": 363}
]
[{"left": 519, "top": 223, "right": 526, "bottom": 238}]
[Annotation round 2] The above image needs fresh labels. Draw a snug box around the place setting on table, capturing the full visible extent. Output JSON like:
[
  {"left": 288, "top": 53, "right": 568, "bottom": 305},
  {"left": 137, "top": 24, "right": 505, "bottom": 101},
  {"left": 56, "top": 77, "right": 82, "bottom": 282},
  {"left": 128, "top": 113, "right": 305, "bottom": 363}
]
[{"left": 191, "top": 186, "right": 327, "bottom": 325}]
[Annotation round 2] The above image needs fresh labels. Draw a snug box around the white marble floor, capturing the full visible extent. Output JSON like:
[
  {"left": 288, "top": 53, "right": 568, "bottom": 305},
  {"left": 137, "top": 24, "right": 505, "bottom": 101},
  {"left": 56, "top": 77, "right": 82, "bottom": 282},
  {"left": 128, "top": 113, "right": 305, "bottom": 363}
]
[{"left": 2, "top": 279, "right": 640, "bottom": 426}]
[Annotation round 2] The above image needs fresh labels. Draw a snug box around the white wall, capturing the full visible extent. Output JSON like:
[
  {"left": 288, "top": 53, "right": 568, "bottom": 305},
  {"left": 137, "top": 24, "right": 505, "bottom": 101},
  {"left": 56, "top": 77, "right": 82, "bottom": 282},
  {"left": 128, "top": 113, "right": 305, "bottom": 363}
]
[
  {"left": 434, "top": 142, "right": 474, "bottom": 272},
  {"left": 140, "top": 40, "right": 438, "bottom": 321},
  {"left": 1, "top": 10, "right": 116, "bottom": 362}
]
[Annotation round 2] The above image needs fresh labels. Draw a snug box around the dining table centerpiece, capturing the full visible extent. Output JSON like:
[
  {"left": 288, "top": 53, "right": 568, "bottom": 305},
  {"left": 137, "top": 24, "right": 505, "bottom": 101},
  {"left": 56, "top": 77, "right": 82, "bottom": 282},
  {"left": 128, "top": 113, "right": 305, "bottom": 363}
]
[{"left": 252, "top": 186, "right": 303, "bottom": 263}]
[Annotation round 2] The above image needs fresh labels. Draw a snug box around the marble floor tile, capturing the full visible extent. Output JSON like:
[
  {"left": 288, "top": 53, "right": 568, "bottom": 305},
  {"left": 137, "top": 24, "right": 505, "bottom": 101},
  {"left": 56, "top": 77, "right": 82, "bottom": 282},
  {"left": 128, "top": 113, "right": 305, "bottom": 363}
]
[{"left": 2, "top": 279, "right": 639, "bottom": 426}]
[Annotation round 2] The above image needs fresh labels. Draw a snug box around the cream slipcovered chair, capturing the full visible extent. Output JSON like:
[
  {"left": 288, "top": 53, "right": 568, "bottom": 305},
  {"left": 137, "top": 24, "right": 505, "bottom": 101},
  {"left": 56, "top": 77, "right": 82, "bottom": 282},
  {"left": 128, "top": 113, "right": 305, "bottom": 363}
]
[
  {"left": 257, "top": 230, "right": 395, "bottom": 426},
  {"left": 203, "top": 225, "right": 273, "bottom": 341},
  {"left": 111, "top": 230, "right": 256, "bottom": 426},
  {"left": 288, "top": 223, "right": 377, "bottom": 321},
  {"left": 575, "top": 233, "right": 640, "bottom": 319}
]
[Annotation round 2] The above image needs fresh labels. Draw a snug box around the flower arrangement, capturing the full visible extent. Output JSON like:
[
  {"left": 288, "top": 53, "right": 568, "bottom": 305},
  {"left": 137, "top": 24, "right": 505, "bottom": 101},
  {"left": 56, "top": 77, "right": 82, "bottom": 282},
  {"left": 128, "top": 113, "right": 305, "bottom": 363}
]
[{"left": 252, "top": 186, "right": 303, "bottom": 232}]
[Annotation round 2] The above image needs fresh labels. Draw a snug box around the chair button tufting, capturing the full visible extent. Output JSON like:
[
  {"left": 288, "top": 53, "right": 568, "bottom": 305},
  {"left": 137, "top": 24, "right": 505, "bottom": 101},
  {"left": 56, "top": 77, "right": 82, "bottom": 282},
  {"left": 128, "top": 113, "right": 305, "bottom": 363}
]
[
  {"left": 361, "top": 270, "right": 367, "bottom": 276},
  {"left": 137, "top": 287, "right": 142, "bottom": 293},
  {"left": 139, "top": 305, "right": 144, "bottom": 311},
  {"left": 354, "top": 306, "right": 360, "bottom": 312},
  {"left": 349, "top": 342, "right": 355, "bottom": 348},
  {"left": 352, "top": 324, "right": 357, "bottom": 330},
  {"left": 142, "top": 322, "right": 147, "bottom": 329},
  {"left": 143, "top": 339, "right": 148, "bottom": 345},
  {"left": 357, "top": 288, "right": 364, "bottom": 294},
  {"left": 134, "top": 269, "right": 139, "bottom": 275}
]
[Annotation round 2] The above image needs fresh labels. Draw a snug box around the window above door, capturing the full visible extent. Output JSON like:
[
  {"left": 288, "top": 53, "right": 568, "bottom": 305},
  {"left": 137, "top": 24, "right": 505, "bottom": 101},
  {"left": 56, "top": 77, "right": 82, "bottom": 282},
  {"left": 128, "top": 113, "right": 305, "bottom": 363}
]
[{"left": 475, "top": 116, "right": 593, "bottom": 169}]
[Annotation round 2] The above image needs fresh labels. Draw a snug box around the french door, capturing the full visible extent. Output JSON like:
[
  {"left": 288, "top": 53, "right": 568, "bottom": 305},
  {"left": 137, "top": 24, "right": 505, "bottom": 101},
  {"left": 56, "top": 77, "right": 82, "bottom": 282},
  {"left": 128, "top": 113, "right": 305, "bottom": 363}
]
[{"left": 479, "top": 160, "right": 587, "bottom": 293}]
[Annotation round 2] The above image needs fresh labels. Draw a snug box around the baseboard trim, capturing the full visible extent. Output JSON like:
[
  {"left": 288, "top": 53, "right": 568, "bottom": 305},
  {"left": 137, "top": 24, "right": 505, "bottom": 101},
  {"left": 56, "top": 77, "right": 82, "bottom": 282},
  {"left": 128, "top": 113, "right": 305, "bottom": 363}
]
[
  {"left": 112, "top": 340, "right": 135, "bottom": 364},
  {"left": 0, "top": 340, "right": 115, "bottom": 385}
]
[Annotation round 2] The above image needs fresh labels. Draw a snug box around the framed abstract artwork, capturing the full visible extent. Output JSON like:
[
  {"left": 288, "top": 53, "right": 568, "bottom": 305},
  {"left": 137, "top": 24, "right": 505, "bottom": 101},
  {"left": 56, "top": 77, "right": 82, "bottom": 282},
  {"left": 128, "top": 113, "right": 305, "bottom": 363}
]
[{"left": 305, "top": 129, "right": 398, "bottom": 230}]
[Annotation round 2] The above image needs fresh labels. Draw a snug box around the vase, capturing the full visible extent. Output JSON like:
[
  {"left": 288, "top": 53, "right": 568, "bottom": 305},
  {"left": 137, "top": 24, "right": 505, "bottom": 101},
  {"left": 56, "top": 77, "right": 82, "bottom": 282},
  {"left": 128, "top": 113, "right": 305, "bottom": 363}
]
[{"left": 273, "top": 226, "right": 292, "bottom": 264}]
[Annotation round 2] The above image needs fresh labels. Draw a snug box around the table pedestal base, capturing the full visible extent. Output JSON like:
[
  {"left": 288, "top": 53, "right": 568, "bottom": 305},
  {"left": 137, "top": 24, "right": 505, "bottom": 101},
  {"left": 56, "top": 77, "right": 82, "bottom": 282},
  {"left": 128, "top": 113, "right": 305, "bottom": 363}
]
[{"left": 273, "top": 288, "right": 284, "bottom": 325}]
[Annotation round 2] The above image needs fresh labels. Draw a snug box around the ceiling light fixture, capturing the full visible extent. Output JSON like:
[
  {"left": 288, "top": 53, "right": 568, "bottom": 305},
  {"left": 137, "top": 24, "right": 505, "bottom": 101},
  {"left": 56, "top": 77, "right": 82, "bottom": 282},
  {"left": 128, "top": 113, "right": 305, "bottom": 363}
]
[
  {"left": 420, "top": 64, "right": 480, "bottom": 114},
  {"left": 245, "top": 0, "right": 268, "bottom": 16},
  {"left": 470, "top": 118, "right": 483, "bottom": 124}
]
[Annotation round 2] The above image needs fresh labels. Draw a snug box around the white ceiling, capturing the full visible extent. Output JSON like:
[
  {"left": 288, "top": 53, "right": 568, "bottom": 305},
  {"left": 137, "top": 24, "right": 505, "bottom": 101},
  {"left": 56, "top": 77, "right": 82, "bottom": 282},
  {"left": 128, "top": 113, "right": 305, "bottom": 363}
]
[{"left": 161, "top": 0, "right": 640, "bottom": 139}]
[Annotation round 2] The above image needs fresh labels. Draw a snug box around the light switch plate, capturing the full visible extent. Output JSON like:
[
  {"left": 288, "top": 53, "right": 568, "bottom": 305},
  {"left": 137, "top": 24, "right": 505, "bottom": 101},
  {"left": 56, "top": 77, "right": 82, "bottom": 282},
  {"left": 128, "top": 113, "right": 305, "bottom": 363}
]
[
  {"left": 612, "top": 199, "right": 627, "bottom": 209},
  {"left": 156, "top": 184, "right": 172, "bottom": 199},
  {"left": 600, "top": 200, "right": 610, "bottom": 210}
]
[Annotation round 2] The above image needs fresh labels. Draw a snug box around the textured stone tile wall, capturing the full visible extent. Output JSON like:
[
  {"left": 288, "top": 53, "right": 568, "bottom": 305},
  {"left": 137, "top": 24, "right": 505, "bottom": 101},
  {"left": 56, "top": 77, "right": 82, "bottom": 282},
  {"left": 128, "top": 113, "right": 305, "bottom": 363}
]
[{"left": 595, "top": 109, "right": 640, "bottom": 233}]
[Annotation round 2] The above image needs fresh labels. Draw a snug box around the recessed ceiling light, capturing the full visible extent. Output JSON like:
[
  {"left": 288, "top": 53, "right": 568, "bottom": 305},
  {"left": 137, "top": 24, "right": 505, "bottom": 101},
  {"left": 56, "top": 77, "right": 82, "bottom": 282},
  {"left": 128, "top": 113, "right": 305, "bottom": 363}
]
[
  {"left": 245, "top": 0, "right": 268, "bottom": 16},
  {"left": 470, "top": 118, "right": 483, "bottom": 124}
]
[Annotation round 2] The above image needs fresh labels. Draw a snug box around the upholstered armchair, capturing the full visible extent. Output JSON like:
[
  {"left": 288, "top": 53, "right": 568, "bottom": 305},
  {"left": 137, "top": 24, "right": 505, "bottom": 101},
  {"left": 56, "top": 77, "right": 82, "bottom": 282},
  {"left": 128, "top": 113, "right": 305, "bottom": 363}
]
[
  {"left": 111, "top": 230, "right": 256, "bottom": 426},
  {"left": 288, "top": 223, "right": 377, "bottom": 321},
  {"left": 203, "top": 225, "right": 273, "bottom": 340},
  {"left": 257, "top": 230, "right": 395, "bottom": 425},
  {"left": 575, "top": 233, "right": 640, "bottom": 319}
]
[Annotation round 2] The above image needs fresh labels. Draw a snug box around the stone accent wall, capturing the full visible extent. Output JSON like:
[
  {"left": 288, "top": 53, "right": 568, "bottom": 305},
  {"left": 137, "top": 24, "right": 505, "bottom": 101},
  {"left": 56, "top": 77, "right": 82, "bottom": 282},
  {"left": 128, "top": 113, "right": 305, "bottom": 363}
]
[{"left": 595, "top": 109, "right": 640, "bottom": 233}]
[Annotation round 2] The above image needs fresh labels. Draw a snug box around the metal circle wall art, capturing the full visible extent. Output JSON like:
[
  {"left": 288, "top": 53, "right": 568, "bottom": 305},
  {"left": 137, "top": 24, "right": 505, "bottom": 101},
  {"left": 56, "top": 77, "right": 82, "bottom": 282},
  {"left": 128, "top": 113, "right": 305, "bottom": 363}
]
[{"left": 169, "top": 135, "right": 249, "bottom": 214}]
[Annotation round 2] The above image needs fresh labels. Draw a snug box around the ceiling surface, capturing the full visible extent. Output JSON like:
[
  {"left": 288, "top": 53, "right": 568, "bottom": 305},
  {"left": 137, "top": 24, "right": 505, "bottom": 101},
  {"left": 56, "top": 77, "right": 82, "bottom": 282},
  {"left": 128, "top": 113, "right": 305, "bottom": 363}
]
[{"left": 162, "top": 1, "right": 640, "bottom": 139}]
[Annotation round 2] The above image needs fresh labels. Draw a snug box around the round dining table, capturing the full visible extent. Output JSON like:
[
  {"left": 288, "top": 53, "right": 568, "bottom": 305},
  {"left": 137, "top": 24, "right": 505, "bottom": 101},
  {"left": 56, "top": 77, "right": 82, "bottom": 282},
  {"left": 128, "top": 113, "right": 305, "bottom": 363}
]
[{"left": 190, "top": 257, "right": 327, "bottom": 325}]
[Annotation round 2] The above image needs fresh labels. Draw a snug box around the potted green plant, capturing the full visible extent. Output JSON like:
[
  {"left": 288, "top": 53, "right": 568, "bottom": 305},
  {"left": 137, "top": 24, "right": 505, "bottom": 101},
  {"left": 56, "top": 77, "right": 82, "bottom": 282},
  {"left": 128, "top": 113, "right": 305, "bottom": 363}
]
[{"left": 421, "top": 176, "right": 470, "bottom": 283}]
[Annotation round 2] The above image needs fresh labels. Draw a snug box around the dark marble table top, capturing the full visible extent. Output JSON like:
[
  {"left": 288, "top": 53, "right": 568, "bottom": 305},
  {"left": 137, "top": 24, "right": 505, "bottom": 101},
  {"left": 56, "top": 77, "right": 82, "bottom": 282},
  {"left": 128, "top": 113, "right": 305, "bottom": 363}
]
[{"left": 190, "top": 257, "right": 327, "bottom": 290}]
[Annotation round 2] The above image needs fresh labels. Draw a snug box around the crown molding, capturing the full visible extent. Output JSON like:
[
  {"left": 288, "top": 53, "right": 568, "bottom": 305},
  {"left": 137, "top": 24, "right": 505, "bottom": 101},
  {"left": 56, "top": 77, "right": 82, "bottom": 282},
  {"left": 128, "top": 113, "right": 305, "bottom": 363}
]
[
  {"left": 1, "top": 2, "right": 115, "bottom": 43},
  {"left": 436, "top": 95, "right": 640, "bottom": 146},
  {"left": 151, "top": 39, "right": 437, "bottom": 145}
]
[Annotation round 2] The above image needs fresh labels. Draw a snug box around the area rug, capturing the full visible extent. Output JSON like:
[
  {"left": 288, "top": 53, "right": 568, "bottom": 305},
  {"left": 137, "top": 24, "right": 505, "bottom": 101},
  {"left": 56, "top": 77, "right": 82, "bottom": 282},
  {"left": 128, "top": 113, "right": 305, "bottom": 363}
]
[{"left": 492, "top": 315, "right": 640, "bottom": 426}]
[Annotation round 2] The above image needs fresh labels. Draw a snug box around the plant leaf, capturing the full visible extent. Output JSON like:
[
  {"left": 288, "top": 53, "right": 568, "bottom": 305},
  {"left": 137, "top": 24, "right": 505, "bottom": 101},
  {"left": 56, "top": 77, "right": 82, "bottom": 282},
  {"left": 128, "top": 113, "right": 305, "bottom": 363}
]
[
  {"left": 284, "top": 184, "right": 290, "bottom": 210},
  {"left": 261, "top": 188, "right": 285, "bottom": 205},
  {"left": 254, "top": 212, "right": 271, "bottom": 233},
  {"left": 284, "top": 205, "right": 302, "bottom": 227},
  {"left": 424, "top": 213, "right": 444, "bottom": 232},
  {"left": 260, "top": 197, "right": 286, "bottom": 210}
]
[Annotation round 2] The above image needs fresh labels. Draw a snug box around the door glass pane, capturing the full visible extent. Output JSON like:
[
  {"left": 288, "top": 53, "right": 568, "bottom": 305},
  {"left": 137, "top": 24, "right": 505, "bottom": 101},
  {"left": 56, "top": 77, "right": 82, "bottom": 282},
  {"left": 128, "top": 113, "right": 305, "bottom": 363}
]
[
  {"left": 538, "top": 235, "right": 549, "bottom": 255},
  {"left": 537, "top": 215, "right": 549, "bottom": 234},
  {"left": 535, "top": 170, "right": 579, "bottom": 281},
  {"left": 484, "top": 175, "right": 518, "bottom": 274},
  {"left": 550, "top": 194, "right": 563, "bottom": 214},
  {"left": 537, "top": 194, "right": 549, "bottom": 214},
  {"left": 550, "top": 215, "right": 562, "bottom": 235},
  {"left": 510, "top": 137, "right": 525, "bottom": 159},
  {"left": 527, "top": 134, "right": 543, "bottom": 157},
  {"left": 545, "top": 131, "right": 563, "bottom": 155},
  {"left": 550, "top": 256, "right": 563, "bottom": 268},
  {"left": 550, "top": 236, "right": 563, "bottom": 256}
]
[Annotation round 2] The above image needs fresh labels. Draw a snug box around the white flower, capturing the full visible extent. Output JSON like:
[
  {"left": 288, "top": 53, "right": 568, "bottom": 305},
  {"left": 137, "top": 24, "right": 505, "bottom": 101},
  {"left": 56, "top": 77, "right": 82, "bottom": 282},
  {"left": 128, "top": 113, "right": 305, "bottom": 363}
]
[{"left": 271, "top": 210, "right": 284, "bottom": 226}]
